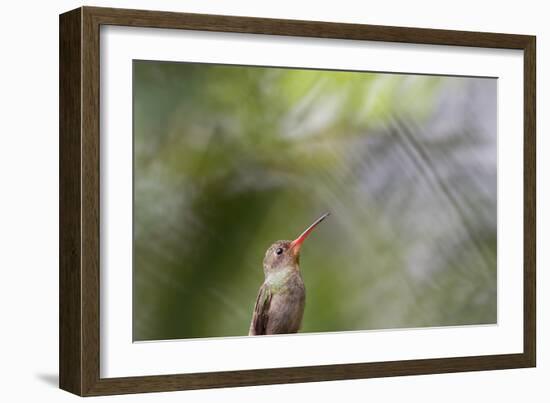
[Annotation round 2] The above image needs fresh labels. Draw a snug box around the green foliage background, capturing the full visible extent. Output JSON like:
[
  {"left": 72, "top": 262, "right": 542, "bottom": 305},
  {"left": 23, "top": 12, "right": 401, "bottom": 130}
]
[{"left": 133, "top": 61, "right": 497, "bottom": 341}]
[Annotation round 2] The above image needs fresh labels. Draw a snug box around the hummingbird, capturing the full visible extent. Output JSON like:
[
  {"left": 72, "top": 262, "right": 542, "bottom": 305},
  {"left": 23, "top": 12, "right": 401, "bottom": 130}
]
[{"left": 248, "top": 212, "right": 330, "bottom": 336}]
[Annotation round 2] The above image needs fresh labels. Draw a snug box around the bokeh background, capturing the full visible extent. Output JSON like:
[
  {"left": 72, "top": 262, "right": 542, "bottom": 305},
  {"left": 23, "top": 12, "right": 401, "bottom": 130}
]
[{"left": 133, "top": 60, "right": 497, "bottom": 341}]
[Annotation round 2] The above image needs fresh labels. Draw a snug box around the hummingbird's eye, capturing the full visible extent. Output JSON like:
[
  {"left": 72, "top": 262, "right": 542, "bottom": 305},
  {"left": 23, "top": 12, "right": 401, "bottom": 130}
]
[{"left": 275, "top": 247, "right": 284, "bottom": 255}]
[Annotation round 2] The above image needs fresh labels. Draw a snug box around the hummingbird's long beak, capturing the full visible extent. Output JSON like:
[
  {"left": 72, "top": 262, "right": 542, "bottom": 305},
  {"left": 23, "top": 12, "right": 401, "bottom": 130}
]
[{"left": 289, "top": 212, "right": 330, "bottom": 255}]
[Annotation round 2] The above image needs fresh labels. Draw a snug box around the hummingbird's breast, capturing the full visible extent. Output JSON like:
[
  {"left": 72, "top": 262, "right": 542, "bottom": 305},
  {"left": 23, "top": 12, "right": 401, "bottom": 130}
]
[{"left": 265, "top": 271, "right": 305, "bottom": 334}]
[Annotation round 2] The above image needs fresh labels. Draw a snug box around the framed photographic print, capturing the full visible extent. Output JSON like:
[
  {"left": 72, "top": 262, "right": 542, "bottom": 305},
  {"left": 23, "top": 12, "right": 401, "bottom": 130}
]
[{"left": 59, "top": 6, "right": 536, "bottom": 396}]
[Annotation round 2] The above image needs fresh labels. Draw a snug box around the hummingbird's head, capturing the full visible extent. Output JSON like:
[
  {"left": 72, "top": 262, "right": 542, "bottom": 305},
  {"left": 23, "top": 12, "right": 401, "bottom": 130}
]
[{"left": 262, "top": 212, "right": 329, "bottom": 276}]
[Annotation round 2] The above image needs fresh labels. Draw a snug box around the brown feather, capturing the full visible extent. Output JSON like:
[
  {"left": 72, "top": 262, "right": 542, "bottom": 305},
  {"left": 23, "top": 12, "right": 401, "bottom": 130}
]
[{"left": 249, "top": 284, "right": 272, "bottom": 335}]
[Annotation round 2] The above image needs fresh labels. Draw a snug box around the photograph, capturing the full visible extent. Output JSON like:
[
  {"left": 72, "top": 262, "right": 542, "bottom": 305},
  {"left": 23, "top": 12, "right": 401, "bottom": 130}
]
[
  {"left": 54, "top": 3, "right": 537, "bottom": 397},
  {"left": 132, "top": 60, "right": 497, "bottom": 341}
]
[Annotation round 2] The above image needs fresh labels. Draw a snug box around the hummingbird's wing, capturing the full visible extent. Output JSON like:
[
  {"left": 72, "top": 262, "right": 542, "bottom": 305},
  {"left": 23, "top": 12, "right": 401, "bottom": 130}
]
[{"left": 249, "top": 283, "right": 272, "bottom": 336}]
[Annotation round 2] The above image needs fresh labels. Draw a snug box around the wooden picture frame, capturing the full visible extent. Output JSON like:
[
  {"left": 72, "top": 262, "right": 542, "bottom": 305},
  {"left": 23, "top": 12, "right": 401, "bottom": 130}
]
[{"left": 59, "top": 6, "right": 536, "bottom": 396}]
